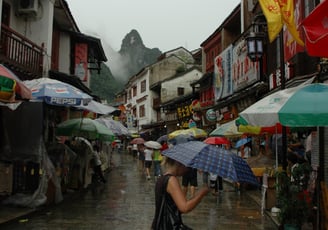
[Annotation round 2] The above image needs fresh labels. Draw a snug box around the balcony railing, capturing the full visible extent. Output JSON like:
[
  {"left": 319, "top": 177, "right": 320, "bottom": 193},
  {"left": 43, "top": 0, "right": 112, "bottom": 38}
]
[{"left": 0, "top": 24, "right": 44, "bottom": 78}]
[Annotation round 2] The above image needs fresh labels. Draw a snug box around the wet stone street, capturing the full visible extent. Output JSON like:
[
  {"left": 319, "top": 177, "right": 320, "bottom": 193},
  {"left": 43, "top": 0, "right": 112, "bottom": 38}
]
[{"left": 1, "top": 151, "right": 278, "bottom": 230}]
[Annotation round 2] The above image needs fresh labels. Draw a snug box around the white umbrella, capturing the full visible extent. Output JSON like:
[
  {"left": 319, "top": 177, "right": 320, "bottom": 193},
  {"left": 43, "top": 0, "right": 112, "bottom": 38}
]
[
  {"left": 144, "top": 141, "right": 162, "bottom": 150},
  {"left": 75, "top": 100, "right": 119, "bottom": 115},
  {"left": 239, "top": 77, "right": 314, "bottom": 127},
  {"left": 95, "top": 117, "right": 129, "bottom": 136}
]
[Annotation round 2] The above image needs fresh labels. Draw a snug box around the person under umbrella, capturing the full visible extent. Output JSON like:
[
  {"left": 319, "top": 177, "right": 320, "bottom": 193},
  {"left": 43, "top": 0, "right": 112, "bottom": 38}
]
[{"left": 151, "top": 154, "right": 209, "bottom": 230}]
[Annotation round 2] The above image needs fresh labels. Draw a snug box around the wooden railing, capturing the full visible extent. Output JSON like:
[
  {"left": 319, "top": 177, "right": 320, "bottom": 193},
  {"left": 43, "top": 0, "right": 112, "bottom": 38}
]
[{"left": 0, "top": 24, "right": 44, "bottom": 78}]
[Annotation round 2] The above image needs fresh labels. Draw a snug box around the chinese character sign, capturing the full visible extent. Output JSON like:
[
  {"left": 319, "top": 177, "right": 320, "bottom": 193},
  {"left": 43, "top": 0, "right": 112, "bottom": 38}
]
[{"left": 232, "top": 40, "right": 260, "bottom": 92}]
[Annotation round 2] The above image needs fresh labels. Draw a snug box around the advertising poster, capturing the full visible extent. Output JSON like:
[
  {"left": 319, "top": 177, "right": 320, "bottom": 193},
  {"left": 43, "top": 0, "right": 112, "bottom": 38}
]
[
  {"left": 232, "top": 39, "right": 260, "bottom": 92},
  {"left": 214, "top": 45, "right": 233, "bottom": 101}
]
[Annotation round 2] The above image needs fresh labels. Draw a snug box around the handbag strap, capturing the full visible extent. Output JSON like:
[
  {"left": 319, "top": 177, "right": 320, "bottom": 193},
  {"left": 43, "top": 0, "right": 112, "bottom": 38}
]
[{"left": 155, "top": 174, "right": 171, "bottom": 229}]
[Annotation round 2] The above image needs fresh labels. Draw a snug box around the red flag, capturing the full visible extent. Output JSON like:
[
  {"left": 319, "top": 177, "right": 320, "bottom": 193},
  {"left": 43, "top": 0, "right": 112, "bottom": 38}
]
[{"left": 302, "top": 0, "right": 328, "bottom": 57}]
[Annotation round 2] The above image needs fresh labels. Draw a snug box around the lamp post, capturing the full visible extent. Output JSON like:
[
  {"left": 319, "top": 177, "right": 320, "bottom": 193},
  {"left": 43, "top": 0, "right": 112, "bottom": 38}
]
[{"left": 246, "top": 30, "right": 265, "bottom": 82}]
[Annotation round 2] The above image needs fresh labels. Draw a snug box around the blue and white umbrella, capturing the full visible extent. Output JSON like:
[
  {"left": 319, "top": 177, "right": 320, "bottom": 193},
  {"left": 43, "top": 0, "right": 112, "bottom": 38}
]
[
  {"left": 235, "top": 137, "right": 252, "bottom": 149},
  {"left": 24, "top": 78, "right": 92, "bottom": 106},
  {"left": 162, "top": 141, "right": 259, "bottom": 186}
]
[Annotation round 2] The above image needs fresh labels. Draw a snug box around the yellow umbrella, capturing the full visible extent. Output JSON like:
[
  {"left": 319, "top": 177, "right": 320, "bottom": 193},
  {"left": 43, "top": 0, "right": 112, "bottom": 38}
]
[{"left": 168, "top": 127, "right": 207, "bottom": 139}]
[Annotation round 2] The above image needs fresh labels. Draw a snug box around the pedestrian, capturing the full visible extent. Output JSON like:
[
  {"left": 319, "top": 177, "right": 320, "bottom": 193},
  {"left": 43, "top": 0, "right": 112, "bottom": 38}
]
[
  {"left": 151, "top": 156, "right": 209, "bottom": 230},
  {"left": 137, "top": 144, "right": 145, "bottom": 171},
  {"left": 153, "top": 148, "right": 163, "bottom": 178},
  {"left": 132, "top": 143, "right": 138, "bottom": 159},
  {"left": 182, "top": 167, "right": 198, "bottom": 198},
  {"left": 92, "top": 145, "right": 106, "bottom": 183},
  {"left": 144, "top": 146, "right": 153, "bottom": 180}
]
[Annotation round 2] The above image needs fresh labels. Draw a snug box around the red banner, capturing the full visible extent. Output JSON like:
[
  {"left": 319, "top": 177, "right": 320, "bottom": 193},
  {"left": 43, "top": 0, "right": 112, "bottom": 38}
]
[{"left": 302, "top": 0, "right": 328, "bottom": 58}]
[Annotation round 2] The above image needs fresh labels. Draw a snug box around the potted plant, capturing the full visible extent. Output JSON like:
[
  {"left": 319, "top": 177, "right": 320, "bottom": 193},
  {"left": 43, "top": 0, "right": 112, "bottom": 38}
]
[{"left": 275, "top": 162, "right": 312, "bottom": 230}]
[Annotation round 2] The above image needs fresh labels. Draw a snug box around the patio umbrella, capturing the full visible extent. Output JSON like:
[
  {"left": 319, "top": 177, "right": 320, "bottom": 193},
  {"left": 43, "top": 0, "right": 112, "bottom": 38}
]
[
  {"left": 235, "top": 137, "right": 252, "bottom": 149},
  {"left": 239, "top": 80, "right": 328, "bottom": 127},
  {"left": 56, "top": 118, "right": 115, "bottom": 141},
  {"left": 24, "top": 78, "right": 92, "bottom": 106},
  {"left": 130, "top": 137, "right": 145, "bottom": 144},
  {"left": 0, "top": 64, "right": 32, "bottom": 102},
  {"left": 168, "top": 127, "right": 207, "bottom": 140},
  {"left": 144, "top": 141, "right": 162, "bottom": 149},
  {"left": 95, "top": 117, "right": 129, "bottom": 136},
  {"left": 162, "top": 141, "right": 259, "bottom": 186},
  {"left": 209, "top": 119, "right": 242, "bottom": 137},
  {"left": 203, "top": 137, "right": 230, "bottom": 145}
]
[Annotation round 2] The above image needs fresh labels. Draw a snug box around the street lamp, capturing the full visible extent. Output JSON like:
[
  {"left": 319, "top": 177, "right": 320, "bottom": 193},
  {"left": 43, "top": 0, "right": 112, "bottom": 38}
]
[{"left": 246, "top": 32, "right": 264, "bottom": 62}]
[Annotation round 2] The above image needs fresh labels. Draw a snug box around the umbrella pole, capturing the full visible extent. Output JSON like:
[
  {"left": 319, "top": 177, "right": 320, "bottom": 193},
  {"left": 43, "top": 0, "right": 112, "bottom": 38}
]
[{"left": 275, "top": 125, "right": 278, "bottom": 171}]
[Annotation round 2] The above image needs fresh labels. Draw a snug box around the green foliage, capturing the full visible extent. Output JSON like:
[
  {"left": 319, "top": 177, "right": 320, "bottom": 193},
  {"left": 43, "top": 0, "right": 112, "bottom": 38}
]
[
  {"left": 90, "top": 63, "right": 124, "bottom": 103},
  {"left": 275, "top": 163, "right": 312, "bottom": 228}
]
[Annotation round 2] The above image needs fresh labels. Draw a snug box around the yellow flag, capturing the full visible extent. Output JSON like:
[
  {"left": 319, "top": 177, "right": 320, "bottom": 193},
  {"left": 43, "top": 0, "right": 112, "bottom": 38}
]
[
  {"left": 279, "top": 0, "right": 304, "bottom": 46},
  {"left": 259, "top": 0, "right": 304, "bottom": 46},
  {"left": 259, "top": 0, "right": 283, "bottom": 42}
]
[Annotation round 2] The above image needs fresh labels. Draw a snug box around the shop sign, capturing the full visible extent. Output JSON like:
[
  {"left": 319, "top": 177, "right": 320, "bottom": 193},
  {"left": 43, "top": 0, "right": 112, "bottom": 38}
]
[
  {"left": 269, "top": 62, "right": 293, "bottom": 90},
  {"left": 214, "top": 45, "right": 233, "bottom": 100},
  {"left": 177, "top": 105, "right": 192, "bottom": 119},
  {"left": 232, "top": 39, "right": 260, "bottom": 92},
  {"left": 206, "top": 109, "right": 217, "bottom": 122}
]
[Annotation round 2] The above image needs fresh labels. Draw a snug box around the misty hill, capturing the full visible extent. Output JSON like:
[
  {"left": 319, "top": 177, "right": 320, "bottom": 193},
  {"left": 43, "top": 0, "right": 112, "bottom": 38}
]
[{"left": 90, "top": 29, "right": 162, "bottom": 103}]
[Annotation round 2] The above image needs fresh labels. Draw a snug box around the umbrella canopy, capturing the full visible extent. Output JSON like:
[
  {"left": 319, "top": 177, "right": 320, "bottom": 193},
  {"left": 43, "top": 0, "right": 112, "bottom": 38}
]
[
  {"left": 162, "top": 141, "right": 259, "bottom": 186},
  {"left": 209, "top": 120, "right": 242, "bottom": 137},
  {"left": 204, "top": 137, "right": 231, "bottom": 145},
  {"left": 76, "top": 100, "right": 120, "bottom": 115},
  {"left": 156, "top": 134, "right": 168, "bottom": 143},
  {"left": 24, "top": 78, "right": 92, "bottom": 106},
  {"left": 144, "top": 141, "right": 162, "bottom": 149},
  {"left": 168, "top": 134, "right": 195, "bottom": 145},
  {"left": 0, "top": 64, "right": 32, "bottom": 102},
  {"left": 235, "top": 137, "right": 252, "bottom": 149},
  {"left": 168, "top": 127, "right": 207, "bottom": 140},
  {"left": 239, "top": 81, "right": 328, "bottom": 127},
  {"left": 95, "top": 117, "right": 129, "bottom": 136},
  {"left": 130, "top": 137, "right": 145, "bottom": 144},
  {"left": 56, "top": 118, "right": 115, "bottom": 141}
]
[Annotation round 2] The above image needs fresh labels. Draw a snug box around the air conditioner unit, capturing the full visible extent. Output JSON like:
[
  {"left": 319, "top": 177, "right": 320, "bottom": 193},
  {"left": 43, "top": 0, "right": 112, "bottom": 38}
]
[{"left": 17, "top": 0, "right": 38, "bottom": 16}]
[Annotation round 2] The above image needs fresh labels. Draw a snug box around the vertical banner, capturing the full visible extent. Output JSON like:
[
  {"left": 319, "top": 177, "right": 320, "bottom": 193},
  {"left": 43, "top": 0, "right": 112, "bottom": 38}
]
[
  {"left": 214, "top": 45, "right": 233, "bottom": 100},
  {"left": 75, "top": 43, "right": 88, "bottom": 82}
]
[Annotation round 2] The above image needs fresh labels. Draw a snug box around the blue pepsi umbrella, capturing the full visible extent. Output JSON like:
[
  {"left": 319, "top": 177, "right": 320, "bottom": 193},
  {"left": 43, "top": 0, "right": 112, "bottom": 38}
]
[
  {"left": 235, "top": 137, "right": 252, "bottom": 149},
  {"left": 162, "top": 141, "right": 259, "bottom": 186},
  {"left": 24, "top": 78, "right": 92, "bottom": 106}
]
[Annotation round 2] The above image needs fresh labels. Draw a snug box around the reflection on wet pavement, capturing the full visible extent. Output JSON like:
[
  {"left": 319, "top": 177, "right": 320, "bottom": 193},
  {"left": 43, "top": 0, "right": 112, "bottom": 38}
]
[{"left": 1, "top": 152, "right": 277, "bottom": 230}]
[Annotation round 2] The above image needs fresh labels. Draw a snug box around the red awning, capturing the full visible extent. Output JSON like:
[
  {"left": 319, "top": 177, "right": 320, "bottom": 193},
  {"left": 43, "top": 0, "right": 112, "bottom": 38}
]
[{"left": 302, "top": 0, "right": 328, "bottom": 58}]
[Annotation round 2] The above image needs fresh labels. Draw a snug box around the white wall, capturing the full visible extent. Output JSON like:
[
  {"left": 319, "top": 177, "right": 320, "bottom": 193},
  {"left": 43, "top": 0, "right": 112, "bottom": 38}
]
[
  {"left": 161, "top": 68, "right": 202, "bottom": 103},
  {"left": 8, "top": 0, "right": 54, "bottom": 76}
]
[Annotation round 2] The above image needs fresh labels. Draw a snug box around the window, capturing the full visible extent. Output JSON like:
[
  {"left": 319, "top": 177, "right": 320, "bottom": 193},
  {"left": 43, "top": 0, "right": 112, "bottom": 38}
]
[
  {"left": 140, "top": 80, "right": 146, "bottom": 93},
  {"left": 132, "top": 86, "right": 137, "bottom": 97},
  {"left": 177, "top": 87, "right": 184, "bottom": 96},
  {"left": 139, "top": 105, "right": 145, "bottom": 117}
]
